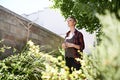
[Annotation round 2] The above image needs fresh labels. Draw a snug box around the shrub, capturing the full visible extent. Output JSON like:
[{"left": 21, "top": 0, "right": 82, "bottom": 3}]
[
  {"left": 0, "top": 41, "right": 45, "bottom": 80},
  {"left": 0, "top": 40, "right": 86, "bottom": 80},
  {"left": 82, "top": 12, "right": 120, "bottom": 80}
]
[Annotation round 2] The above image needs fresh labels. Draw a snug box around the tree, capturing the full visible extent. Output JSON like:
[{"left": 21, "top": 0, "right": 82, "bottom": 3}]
[{"left": 51, "top": 0, "right": 120, "bottom": 35}]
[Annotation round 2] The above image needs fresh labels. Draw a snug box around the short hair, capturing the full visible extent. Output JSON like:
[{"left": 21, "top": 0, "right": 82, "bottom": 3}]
[{"left": 67, "top": 16, "right": 77, "bottom": 22}]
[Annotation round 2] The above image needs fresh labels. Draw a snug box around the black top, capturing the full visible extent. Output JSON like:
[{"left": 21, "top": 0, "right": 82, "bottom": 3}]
[{"left": 65, "top": 35, "right": 76, "bottom": 58}]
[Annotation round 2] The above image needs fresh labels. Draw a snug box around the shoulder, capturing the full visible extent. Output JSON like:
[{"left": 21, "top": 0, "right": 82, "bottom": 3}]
[
  {"left": 65, "top": 31, "right": 70, "bottom": 38},
  {"left": 75, "top": 29, "right": 83, "bottom": 37},
  {"left": 66, "top": 30, "right": 70, "bottom": 34}
]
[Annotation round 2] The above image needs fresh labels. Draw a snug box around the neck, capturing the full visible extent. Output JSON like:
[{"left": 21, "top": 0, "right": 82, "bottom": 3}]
[{"left": 70, "top": 26, "right": 75, "bottom": 33}]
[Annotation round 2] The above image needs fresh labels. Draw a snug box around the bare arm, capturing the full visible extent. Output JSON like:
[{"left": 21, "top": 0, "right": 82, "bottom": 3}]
[
  {"left": 62, "top": 43, "right": 67, "bottom": 49},
  {"left": 65, "top": 42, "right": 80, "bottom": 49}
]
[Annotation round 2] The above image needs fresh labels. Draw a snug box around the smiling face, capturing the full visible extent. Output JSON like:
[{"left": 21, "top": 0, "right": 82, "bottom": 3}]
[{"left": 67, "top": 17, "right": 76, "bottom": 27}]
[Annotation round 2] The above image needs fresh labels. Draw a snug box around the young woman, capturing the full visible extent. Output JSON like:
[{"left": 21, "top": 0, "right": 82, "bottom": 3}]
[{"left": 62, "top": 16, "right": 85, "bottom": 73}]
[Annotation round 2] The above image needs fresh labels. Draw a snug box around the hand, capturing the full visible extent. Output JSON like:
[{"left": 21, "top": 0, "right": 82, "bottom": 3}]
[
  {"left": 65, "top": 42, "right": 75, "bottom": 48},
  {"left": 62, "top": 43, "right": 67, "bottom": 49}
]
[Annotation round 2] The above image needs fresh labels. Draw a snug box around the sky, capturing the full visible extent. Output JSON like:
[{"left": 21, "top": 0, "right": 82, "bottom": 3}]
[{"left": 0, "top": 0, "right": 53, "bottom": 14}]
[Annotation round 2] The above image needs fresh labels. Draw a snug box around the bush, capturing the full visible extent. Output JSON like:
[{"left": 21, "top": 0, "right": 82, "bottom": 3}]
[
  {"left": 0, "top": 40, "right": 86, "bottom": 80},
  {"left": 0, "top": 41, "right": 45, "bottom": 80},
  {"left": 41, "top": 51, "right": 86, "bottom": 80},
  {"left": 81, "top": 12, "right": 120, "bottom": 80}
]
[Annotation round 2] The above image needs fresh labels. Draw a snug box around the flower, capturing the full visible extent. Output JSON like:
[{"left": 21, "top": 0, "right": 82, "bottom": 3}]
[{"left": 27, "top": 40, "right": 34, "bottom": 46}]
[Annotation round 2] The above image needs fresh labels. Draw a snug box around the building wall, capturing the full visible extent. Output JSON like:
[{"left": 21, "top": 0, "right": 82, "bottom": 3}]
[{"left": 0, "top": 6, "right": 63, "bottom": 59}]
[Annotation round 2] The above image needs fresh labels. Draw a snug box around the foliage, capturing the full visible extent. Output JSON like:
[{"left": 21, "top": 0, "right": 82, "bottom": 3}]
[
  {"left": 0, "top": 40, "right": 13, "bottom": 59},
  {"left": 81, "top": 12, "right": 120, "bottom": 80},
  {"left": 41, "top": 49, "right": 86, "bottom": 80},
  {"left": 51, "top": 0, "right": 120, "bottom": 42},
  {"left": 0, "top": 40, "right": 86, "bottom": 80},
  {"left": 0, "top": 39, "right": 11, "bottom": 53},
  {"left": 0, "top": 41, "right": 45, "bottom": 80}
]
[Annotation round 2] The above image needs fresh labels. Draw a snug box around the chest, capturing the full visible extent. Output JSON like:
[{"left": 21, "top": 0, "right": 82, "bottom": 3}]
[{"left": 65, "top": 32, "right": 79, "bottom": 44}]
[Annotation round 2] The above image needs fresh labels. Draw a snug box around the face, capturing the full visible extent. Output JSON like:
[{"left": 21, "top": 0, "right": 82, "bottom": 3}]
[{"left": 67, "top": 18, "right": 76, "bottom": 27}]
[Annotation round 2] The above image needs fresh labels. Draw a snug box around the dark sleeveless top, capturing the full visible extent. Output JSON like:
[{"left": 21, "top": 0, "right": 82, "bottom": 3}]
[{"left": 65, "top": 35, "right": 79, "bottom": 58}]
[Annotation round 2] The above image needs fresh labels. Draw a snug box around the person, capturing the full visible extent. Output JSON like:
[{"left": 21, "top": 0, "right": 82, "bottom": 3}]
[{"left": 62, "top": 16, "right": 85, "bottom": 73}]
